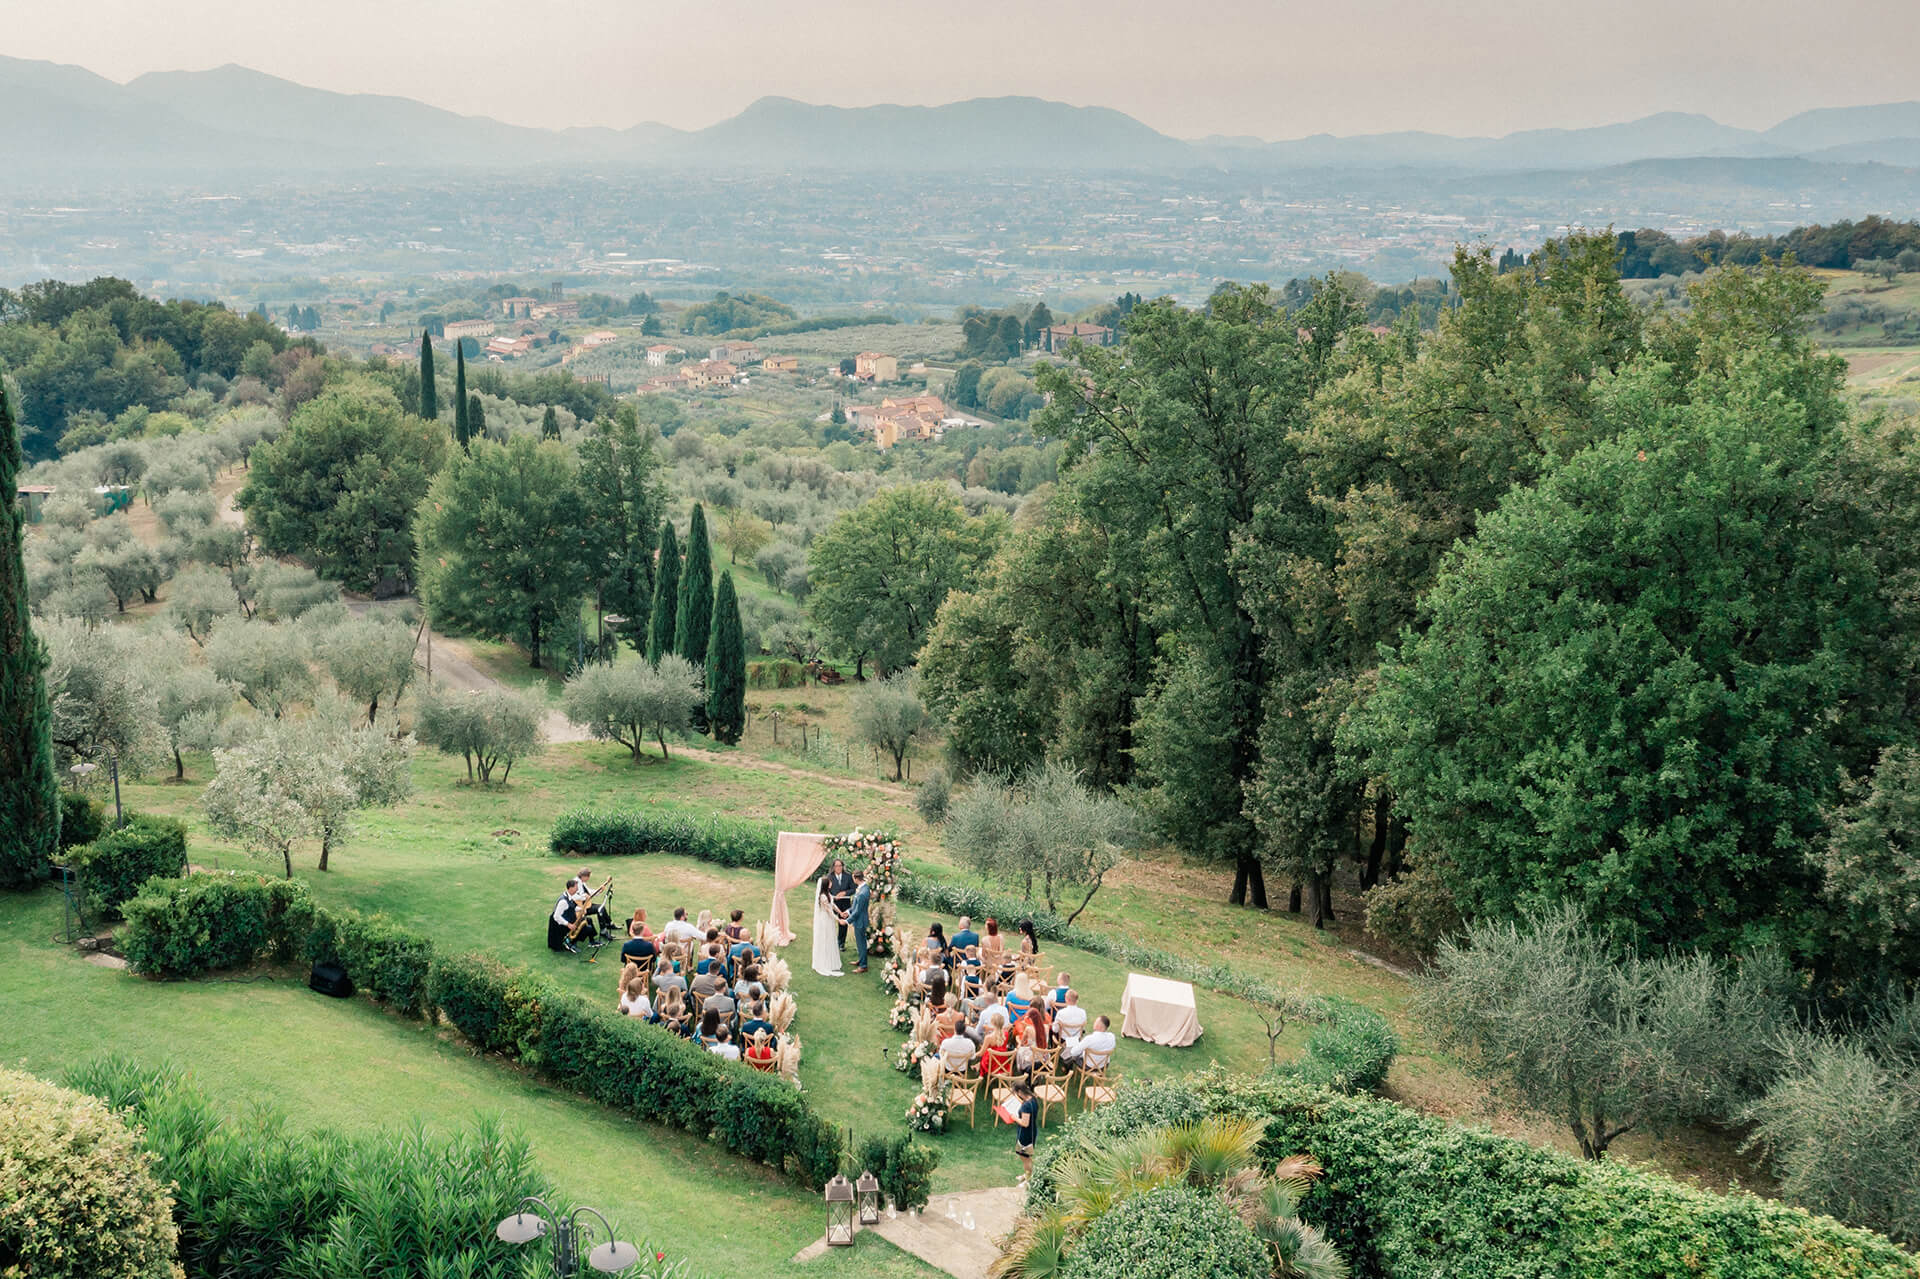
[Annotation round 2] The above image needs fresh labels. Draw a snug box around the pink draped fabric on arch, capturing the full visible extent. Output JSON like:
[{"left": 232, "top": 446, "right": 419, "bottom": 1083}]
[{"left": 768, "top": 831, "right": 828, "bottom": 945}]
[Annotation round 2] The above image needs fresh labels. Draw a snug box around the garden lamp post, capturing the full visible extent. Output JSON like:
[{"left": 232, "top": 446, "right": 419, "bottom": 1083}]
[
  {"left": 494, "top": 1197, "right": 639, "bottom": 1277},
  {"left": 823, "top": 1175, "right": 856, "bottom": 1246}
]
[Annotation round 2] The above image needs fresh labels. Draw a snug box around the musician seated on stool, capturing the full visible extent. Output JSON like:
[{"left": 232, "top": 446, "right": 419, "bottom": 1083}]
[{"left": 548, "top": 878, "right": 583, "bottom": 952}]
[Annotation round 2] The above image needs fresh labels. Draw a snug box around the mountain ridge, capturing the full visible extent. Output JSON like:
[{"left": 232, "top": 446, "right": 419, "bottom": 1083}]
[{"left": 6, "top": 57, "right": 1920, "bottom": 177}]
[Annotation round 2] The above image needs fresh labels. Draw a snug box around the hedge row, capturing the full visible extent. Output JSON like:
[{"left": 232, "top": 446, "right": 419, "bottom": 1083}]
[
  {"left": 118, "top": 872, "right": 428, "bottom": 1018},
  {"left": 72, "top": 815, "right": 189, "bottom": 920},
  {"left": 548, "top": 811, "right": 1398, "bottom": 1094},
  {"left": 117, "top": 873, "right": 846, "bottom": 1188},
  {"left": 1036, "top": 1071, "right": 1920, "bottom": 1279},
  {"left": 429, "top": 951, "right": 844, "bottom": 1188}
]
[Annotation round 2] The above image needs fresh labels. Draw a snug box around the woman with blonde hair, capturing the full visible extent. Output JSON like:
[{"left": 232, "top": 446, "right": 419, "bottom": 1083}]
[{"left": 617, "top": 964, "right": 654, "bottom": 1020}]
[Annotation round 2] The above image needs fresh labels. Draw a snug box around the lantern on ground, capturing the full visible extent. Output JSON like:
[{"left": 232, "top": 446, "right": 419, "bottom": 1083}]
[
  {"left": 824, "top": 1175, "right": 856, "bottom": 1246},
  {"left": 856, "top": 1170, "right": 882, "bottom": 1225}
]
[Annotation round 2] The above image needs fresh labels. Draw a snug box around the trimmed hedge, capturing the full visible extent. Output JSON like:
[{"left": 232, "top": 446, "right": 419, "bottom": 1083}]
[
  {"left": 549, "top": 807, "right": 778, "bottom": 870},
  {"left": 304, "top": 907, "right": 434, "bottom": 1018},
  {"left": 1037, "top": 1071, "right": 1920, "bottom": 1279},
  {"left": 73, "top": 814, "right": 188, "bottom": 920},
  {"left": 119, "top": 872, "right": 303, "bottom": 978},
  {"left": 1061, "top": 1183, "right": 1270, "bottom": 1279},
  {"left": 549, "top": 810, "right": 1399, "bottom": 1094},
  {"left": 432, "top": 950, "right": 846, "bottom": 1187}
]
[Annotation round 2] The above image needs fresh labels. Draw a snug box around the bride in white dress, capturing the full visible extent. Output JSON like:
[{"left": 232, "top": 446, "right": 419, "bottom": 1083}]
[{"left": 811, "top": 875, "right": 844, "bottom": 977}]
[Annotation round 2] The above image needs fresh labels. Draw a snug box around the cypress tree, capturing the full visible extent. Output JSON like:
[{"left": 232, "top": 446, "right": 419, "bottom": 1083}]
[
  {"left": 467, "top": 394, "right": 486, "bottom": 442},
  {"left": 418, "top": 332, "right": 437, "bottom": 420},
  {"left": 675, "top": 503, "right": 714, "bottom": 670},
  {"left": 453, "top": 343, "right": 470, "bottom": 451},
  {"left": 705, "top": 570, "right": 747, "bottom": 744},
  {"left": 647, "top": 520, "right": 680, "bottom": 665},
  {"left": 0, "top": 384, "right": 61, "bottom": 884},
  {"left": 541, "top": 405, "right": 560, "bottom": 440}
]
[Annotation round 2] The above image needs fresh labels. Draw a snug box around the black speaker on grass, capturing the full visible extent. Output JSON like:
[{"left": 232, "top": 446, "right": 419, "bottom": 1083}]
[{"left": 309, "top": 962, "right": 354, "bottom": 998}]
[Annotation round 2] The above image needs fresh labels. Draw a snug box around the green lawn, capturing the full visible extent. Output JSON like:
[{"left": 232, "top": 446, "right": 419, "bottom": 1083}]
[
  {"left": 112, "top": 746, "right": 1288, "bottom": 1193},
  {"left": 0, "top": 890, "right": 938, "bottom": 1278}
]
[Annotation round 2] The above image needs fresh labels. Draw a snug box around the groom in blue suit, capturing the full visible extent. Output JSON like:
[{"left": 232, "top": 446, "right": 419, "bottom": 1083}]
[{"left": 848, "top": 871, "right": 872, "bottom": 973}]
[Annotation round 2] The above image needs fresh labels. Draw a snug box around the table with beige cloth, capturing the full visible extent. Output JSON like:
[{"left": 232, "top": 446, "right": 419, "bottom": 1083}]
[{"left": 1119, "top": 972, "right": 1202, "bottom": 1047}]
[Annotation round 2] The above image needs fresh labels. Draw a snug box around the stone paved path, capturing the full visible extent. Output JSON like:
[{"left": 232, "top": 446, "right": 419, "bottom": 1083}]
[{"left": 792, "top": 1187, "right": 1023, "bottom": 1278}]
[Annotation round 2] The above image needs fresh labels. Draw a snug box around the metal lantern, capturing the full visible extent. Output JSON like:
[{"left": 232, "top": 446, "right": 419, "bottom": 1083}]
[
  {"left": 855, "top": 1170, "right": 882, "bottom": 1225},
  {"left": 824, "top": 1175, "right": 856, "bottom": 1246}
]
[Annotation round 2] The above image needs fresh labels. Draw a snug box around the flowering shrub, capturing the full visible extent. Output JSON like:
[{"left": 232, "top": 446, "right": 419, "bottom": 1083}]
[{"left": 894, "top": 1039, "right": 936, "bottom": 1075}]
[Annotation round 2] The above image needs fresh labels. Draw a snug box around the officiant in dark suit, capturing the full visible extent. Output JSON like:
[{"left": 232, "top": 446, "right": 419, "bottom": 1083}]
[{"left": 826, "top": 859, "right": 856, "bottom": 949}]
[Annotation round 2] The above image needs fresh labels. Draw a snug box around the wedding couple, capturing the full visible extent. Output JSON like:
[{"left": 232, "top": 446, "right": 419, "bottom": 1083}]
[{"left": 811, "top": 859, "right": 870, "bottom": 977}]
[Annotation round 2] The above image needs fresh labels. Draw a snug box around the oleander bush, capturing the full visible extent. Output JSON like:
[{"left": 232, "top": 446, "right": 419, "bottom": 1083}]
[
  {"left": 0, "top": 1068, "right": 183, "bottom": 1279},
  {"left": 1059, "top": 1183, "right": 1270, "bottom": 1279},
  {"left": 1034, "top": 1071, "right": 1920, "bottom": 1279},
  {"left": 63, "top": 1057, "right": 589, "bottom": 1279},
  {"left": 73, "top": 814, "right": 188, "bottom": 919}
]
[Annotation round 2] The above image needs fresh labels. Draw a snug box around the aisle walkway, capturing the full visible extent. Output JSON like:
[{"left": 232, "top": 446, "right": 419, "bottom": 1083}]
[{"left": 795, "top": 1187, "right": 1023, "bottom": 1279}]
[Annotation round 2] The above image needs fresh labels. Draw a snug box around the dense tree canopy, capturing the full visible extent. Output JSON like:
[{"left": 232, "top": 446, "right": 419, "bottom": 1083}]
[{"left": 237, "top": 382, "right": 447, "bottom": 594}]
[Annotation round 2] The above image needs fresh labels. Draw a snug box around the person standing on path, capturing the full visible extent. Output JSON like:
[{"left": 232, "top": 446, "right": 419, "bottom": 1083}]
[{"left": 848, "top": 871, "right": 872, "bottom": 972}]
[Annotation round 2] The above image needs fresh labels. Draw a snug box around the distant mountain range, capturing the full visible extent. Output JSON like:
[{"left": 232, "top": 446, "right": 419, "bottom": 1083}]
[{"left": 6, "top": 56, "right": 1920, "bottom": 178}]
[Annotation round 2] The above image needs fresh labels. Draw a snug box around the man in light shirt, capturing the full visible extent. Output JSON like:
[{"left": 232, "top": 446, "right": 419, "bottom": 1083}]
[
  {"left": 708, "top": 1025, "right": 741, "bottom": 1061},
  {"left": 1052, "top": 990, "right": 1088, "bottom": 1044},
  {"left": 1065, "top": 1015, "right": 1116, "bottom": 1069},
  {"left": 661, "top": 907, "right": 705, "bottom": 945},
  {"left": 939, "top": 1026, "right": 977, "bottom": 1072}
]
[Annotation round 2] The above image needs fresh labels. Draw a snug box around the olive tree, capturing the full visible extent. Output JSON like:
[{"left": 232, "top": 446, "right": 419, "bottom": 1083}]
[
  {"left": 561, "top": 654, "right": 700, "bottom": 762},
  {"left": 201, "top": 702, "right": 413, "bottom": 875},
  {"left": 414, "top": 685, "right": 546, "bottom": 784},
  {"left": 850, "top": 671, "right": 931, "bottom": 781},
  {"left": 204, "top": 620, "right": 314, "bottom": 718},
  {"left": 317, "top": 611, "right": 419, "bottom": 725},
  {"left": 144, "top": 647, "right": 235, "bottom": 781},
  {"left": 943, "top": 759, "right": 1142, "bottom": 924},
  {"left": 162, "top": 566, "right": 240, "bottom": 645},
  {"left": 42, "top": 618, "right": 158, "bottom": 823},
  {"left": 1417, "top": 906, "right": 1791, "bottom": 1158}
]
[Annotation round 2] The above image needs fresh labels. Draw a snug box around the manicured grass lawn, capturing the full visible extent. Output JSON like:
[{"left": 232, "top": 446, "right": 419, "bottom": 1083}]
[{"left": 0, "top": 891, "right": 939, "bottom": 1278}]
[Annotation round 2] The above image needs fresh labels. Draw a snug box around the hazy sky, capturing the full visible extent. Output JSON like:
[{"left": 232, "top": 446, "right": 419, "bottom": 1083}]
[{"left": 10, "top": 0, "right": 1920, "bottom": 138}]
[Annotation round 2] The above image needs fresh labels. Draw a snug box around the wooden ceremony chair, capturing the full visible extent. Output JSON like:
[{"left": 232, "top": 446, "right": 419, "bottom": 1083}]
[
  {"left": 1033, "top": 1059, "right": 1072, "bottom": 1128},
  {"left": 1081, "top": 1067, "right": 1120, "bottom": 1111},
  {"left": 943, "top": 1070, "right": 982, "bottom": 1129}
]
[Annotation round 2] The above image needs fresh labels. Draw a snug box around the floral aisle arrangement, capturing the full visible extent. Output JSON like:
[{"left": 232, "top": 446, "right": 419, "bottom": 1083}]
[
  {"left": 825, "top": 829, "right": 902, "bottom": 958},
  {"left": 893, "top": 1037, "right": 937, "bottom": 1075},
  {"left": 906, "top": 1083, "right": 948, "bottom": 1133}
]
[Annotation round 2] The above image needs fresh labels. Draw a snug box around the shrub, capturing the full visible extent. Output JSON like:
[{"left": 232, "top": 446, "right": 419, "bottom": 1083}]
[
  {"left": 1164, "top": 1069, "right": 1920, "bottom": 1279},
  {"left": 73, "top": 814, "right": 189, "bottom": 919},
  {"left": 57, "top": 791, "right": 106, "bottom": 850},
  {"left": 119, "top": 872, "right": 281, "bottom": 978},
  {"left": 0, "top": 1067, "right": 183, "bottom": 1279},
  {"left": 1060, "top": 1183, "right": 1269, "bottom": 1279},
  {"left": 430, "top": 952, "right": 552, "bottom": 1060},
  {"left": 747, "top": 658, "right": 805, "bottom": 689},
  {"left": 1291, "top": 1000, "right": 1398, "bottom": 1095},
  {"left": 319, "top": 909, "right": 435, "bottom": 1018},
  {"left": 66, "top": 1058, "right": 570, "bottom": 1279},
  {"left": 1027, "top": 1077, "right": 1210, "bottom": 1209},
  {"left": 856, "top": 1131, "right": 939, "bottom": 1212},
  {"left": 1360, "top": 863, "right": 1460, "bottom": 961},
  {"left": 915, "top": 764, "right": 952, "bottom": 824},
  {"left": 549, "top": 807, "right": 779, "bottom": 870}
]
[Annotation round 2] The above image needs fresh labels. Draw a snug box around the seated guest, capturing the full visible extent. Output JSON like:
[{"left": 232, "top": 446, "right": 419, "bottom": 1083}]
[
  {"left": 724, "top": 909, "right": 749, "bottom": 943},
  {"left": 695, "top": 1007, "right": 722, "bottom": 1047},
  {"left": 925, "top": 973, "right": 949, "bottom": 1016},
  {"left": 1029, "top": 995, "right": 1052, "bottom": 1050},
  {"left": 729, "top": 936, "right": 760, "bottom": 968},
  {"left": 708, "top": 1024, "right": 740, "bottom": 1061},
  {"left": 1051, "top": 971, "right": 1072, "bottom": 1004},
  {"left": 740, "top": 1000, "right": 777, "bottom": 1042},
  {"left": 981, "top": 917, "right": 1004, "bottom": 958},
  {"left": 653, "top": 956, "right": 687, "bottom": 997},
  {"left": 980, "top": 997, "right": 1011, "bottom": 1040},
  {"left": 1017, "top": 919, "right": 1041, "bottom": 957},
  {"left": 661, "top": 907, "right": 704, "bottom": 945},
  {"left": 1006, "top": 971, "right": 1034, "bottom": 1025},
  {"left": 691, "top": 966, "right": 725, "bottom": 1001},
  {"left": 980, "top": 1027, "right": 1013, "bottom": 1077},
  {"left": 1012, "top": 1020, "right": 1041, "bottom": 1081},
  {"left": 950, "top": 915, "right": 980, "bottom": 953},
  {"left": 960, "top": 946, "right": 984, "bottom": 995},
  {"left": 1053, "top": 989, "right": 1088, "bottom": 1044},
  {"left": 734, "top": 964, "right": 767, "bottom": 1005},
  {"left": 744, "top": 1030, "right": 777, "bottom": 1069},
  {"left": 658, "top": 987, "right": 688, "bottom": 1035},
  {"left": 939, "top": 1022, "right": 977, "bottom": 1072},
  {"left": 704, "top": 984, "right": 737, "bottom": 1022},
  {"left": 695, "top": 910, "right": 715, "bottom": 935},
  {"left": 619, "top": 926, "right": 658, "bottom": 969},
  {"left": 963, "top": 1007, "right": 987, "bottom": 1047},
  {"left": 925, "top": 922, "right": 949, "bottom": 957},
  {"left": 1065, "top": 1015, "right": 1116, "bottom": 1069},
  {"left": 626, "top": 909, "right": 653, "bottom": 941},
  {"left": 617, "top": 967, "right": 653, "bottom": 1020}
]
